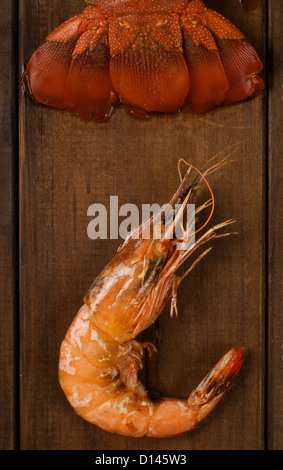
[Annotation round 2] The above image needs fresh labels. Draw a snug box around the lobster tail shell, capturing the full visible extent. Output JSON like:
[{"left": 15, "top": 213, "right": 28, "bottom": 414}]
[
  {"left": 181, "top": 0, "right": 264, "bottom": 113},
  {"left": 216, "top": 38, "right": 264, "bottom": 105},
  {"left": 23, "top": 6, "right": 116, "bottom": 121},
  {"left": 22, "top": 1, "right": 264, "bottom": 120},
  {"left": 108, "top": 13, "right": 190, "bottom": 115},
  {"left": 181, "top": 29, "right": 229, "bottom": 113}
]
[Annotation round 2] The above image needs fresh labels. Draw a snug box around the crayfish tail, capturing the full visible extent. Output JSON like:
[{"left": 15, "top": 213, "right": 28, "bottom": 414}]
[{"left": 187, "top": 348, "right": 244, "bottom": 421}]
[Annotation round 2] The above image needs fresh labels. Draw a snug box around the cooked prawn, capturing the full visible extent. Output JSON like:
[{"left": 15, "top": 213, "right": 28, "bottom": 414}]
[{"left": 59, "top": 155, "right": 243, "bottom": 438}]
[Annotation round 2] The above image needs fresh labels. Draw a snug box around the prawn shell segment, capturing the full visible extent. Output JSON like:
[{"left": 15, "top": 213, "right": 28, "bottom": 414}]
[
  {"left": 108, "top": 13, "right": 190, "bottom": 115},
  {"left": 59, "top": 305, "right": 153, "bottom": 437},
  {"left": 180, "top": 0, "right": 264, "bottom": 112},
  {"left": 84, "top": 236, "right": 174, "bottom": 343},
  {"left": 23, "top": 6, "right": 116, "bottom": 121}
]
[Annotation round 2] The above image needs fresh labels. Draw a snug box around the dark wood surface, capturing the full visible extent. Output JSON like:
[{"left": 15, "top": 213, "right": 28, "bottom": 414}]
[
  {"left": 0, "top": 0, "right": 18, "bottom": 450},
  {"left": 268, "top": 0, "right": 283, "bottom": 451},
  {"left": 1, "top": 0, "right": 282, "bottom": 450}
]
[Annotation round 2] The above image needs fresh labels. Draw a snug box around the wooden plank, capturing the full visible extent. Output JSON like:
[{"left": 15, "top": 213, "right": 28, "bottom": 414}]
[
  {"left": 0, "top": 0, "right": 18, "bottom": 450},
  {"left": 19, "top": 0, "right": 266, "bottom": 449},
  {"left": 268, "top": 0, "right": 283, "bottom": 451}
]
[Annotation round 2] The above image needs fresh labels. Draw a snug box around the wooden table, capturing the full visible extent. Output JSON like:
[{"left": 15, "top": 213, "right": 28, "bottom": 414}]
[{"left": 1, "top": 0, "right": 282, "bottom": 450}]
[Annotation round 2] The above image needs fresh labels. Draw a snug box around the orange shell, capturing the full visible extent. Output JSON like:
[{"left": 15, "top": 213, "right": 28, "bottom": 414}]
[{"left": 23, "top": 0, "right": 264, "bottom": 120}]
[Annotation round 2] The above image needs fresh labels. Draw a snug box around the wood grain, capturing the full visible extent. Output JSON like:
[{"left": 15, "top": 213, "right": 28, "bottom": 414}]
[
  {"left": 16, "top": 0, "right": 267, "bottom": 450},
  {"left": 0, "top": 0, "right": 18, "bottom": 450},
  {"left": 268, "top": 0, "right": 283, "bottom": 451}
]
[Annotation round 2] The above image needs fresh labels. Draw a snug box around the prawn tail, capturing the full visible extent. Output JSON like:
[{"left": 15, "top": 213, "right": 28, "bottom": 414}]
[{"left": 187, "top": 347, "right": 244, "bottom": 424}]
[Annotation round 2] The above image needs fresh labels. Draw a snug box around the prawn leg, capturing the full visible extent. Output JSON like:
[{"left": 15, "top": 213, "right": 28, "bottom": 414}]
[
  {"left": 116, "top": 339, "right": 156, "bottom": 390},
  {"left": 170, "top": 277, "right": 180, "bottom": 318}
]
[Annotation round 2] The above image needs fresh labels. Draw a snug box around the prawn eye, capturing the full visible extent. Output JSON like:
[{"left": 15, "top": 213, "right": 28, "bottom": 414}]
[{"left": 138, "top": 256, "right": 165, "bottom": 284}]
